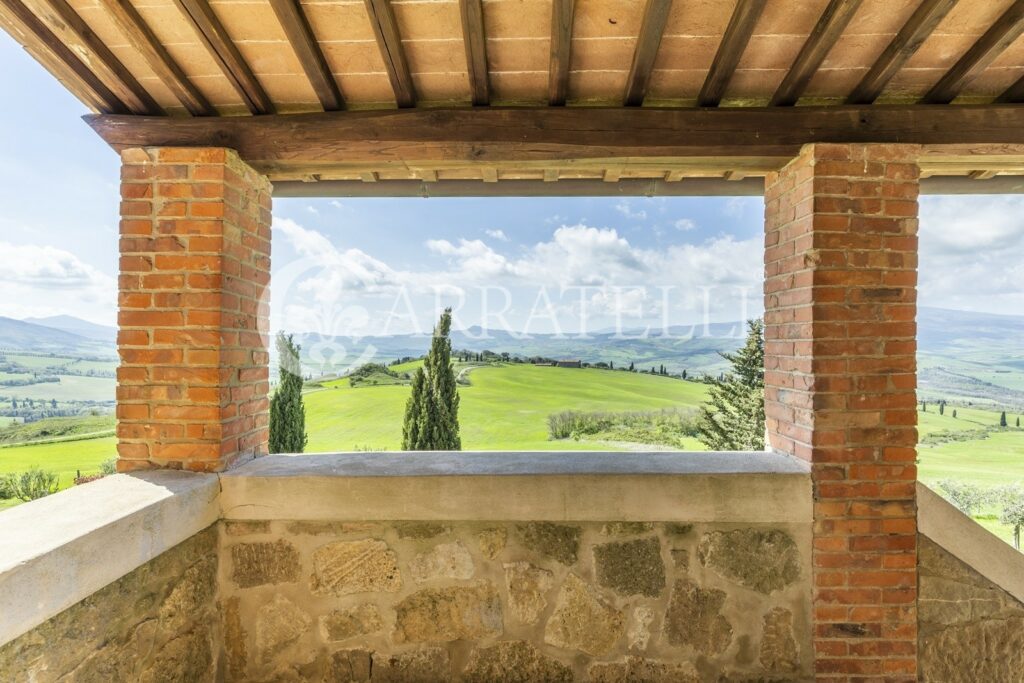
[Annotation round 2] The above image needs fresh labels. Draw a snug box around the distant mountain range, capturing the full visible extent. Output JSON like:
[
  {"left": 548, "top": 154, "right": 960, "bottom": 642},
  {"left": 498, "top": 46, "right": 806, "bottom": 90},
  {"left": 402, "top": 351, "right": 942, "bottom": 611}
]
[
  {"left": 1, "top": 309, "right": 1021, "bottom": 406},
  {"left": 0, "top": 316, "right": 115, "bottom": 356}
]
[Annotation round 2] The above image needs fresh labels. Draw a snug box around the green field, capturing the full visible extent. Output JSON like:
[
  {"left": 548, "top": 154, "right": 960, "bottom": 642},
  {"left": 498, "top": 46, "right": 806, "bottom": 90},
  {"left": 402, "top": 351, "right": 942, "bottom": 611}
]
[
  {"left": 306, "top": 364, "right": 709, "bottom": 452},
  {"left": 0, "top": 436, "right": 116, "bottom": 509},
  {"left": 0, "top": 375, "right": 115, "bottom": 402}
]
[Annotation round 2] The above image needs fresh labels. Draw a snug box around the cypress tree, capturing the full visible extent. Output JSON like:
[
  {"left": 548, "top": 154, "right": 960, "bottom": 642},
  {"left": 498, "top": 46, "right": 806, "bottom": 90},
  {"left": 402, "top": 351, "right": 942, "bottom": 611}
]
[
  {"left": 402, "top": 308, "right": 461, "bottom": 450},
  {"left": 695, "top": 319, "right": 765, "bottom": 451},
  {"left": 1017, "top": 416, "right": 1021, "bottom": 428},
  {"left": 1001, "top": 411, "right": 1008, "bottom": 427},
  {"left": 939, "top": 401, "right": 945, "bottom": 416},
  {"left": 953, "top": 409, "right": 958, "bottom": 419},
  {"left": 269, "top": 332, "right": 307, "bottom": 454}
]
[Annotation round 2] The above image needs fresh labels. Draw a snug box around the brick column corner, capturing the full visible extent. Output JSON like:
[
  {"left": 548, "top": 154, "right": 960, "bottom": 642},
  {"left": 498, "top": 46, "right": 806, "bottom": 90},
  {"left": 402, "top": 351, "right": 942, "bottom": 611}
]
[
  {"left": 117, "top": 147, "right": 272, "bottom": 473},
  {"left": 764, "top": 143, "right": 921, "bottom": 681}
]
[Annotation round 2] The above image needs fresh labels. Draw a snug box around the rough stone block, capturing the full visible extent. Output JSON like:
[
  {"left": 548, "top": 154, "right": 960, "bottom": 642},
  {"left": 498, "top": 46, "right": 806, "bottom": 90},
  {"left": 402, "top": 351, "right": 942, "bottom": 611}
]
[
  {"left": 392, "top": 581, "right": 503, "bottom": 643},
  {"left": 320, "top": 604, "right": 384, "bottom": 642},
  {"left": 588, "top": 656, "right": 700, "bottom": 683},
  {"left": 477, "top": 526, "right": 508, "bottom": 560},
  {"left": 544, "top": 573, "right": 624, "bottom": 656},
  {"left": 463, "top": 640, "right": 573, "bottom": 683},
  {"left": 664, "top": 579, "right": 732, "bottom": 656},
  {"left": 230, "top": 540, "right": 300, "bottom": 588},
  {"left": 503, "top": 562, "right": 554, "bottom": 624},
  {"left": 372, "top": 646, "right": 450, "bottom": 681},
  {"left": 697, "top": 529, "right": 800, "bottom": 594},
  {"left": 310, "top": 539, "right": 402, "bottom": 596},
  {"left": 409, "top": 541, "right": 475, "bottom": 583},
  {"left": 593, "top": 537, "right": 666, "bottom": 597},
  {"left": 255, "top": 595, "right": 311, "bottom": 664},
  {"left": 516, "top": 522, "right": 581, "bottom": 566}
]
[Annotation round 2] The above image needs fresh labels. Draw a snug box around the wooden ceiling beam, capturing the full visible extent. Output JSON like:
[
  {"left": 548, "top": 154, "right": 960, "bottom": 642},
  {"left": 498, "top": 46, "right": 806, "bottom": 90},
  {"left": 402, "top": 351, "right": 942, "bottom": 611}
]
[
  {"left": 624, "top": 0, "right": 672, "bottom": 106},
  {"left": 0, "top": 0, "right": 130, "bottom": 114},
  {"left": 87, "top": 105, "right": 1024, "bottom": 169},
  {"left": 923, "top": 0, "right": 1024, "bottom": 104},
  {"left": 698, "top": 0, "right": 766, "bottom": 107},
  {"left": 459, "top": 0, "right": 489, "bottom": 106},
  {"left": 267, "top": 0, "right": 343, "bottom": 111},
  {"left": 19, "top": 0, "right": 162, "bottom": 114},
  {"left": 548, "top": 0, "right": 574, "bottom": 106},
  {"left": 173, "top": 0, "right": 274, "bottom": 115},
  {"left": 770, "top": 0, "right": 864, "bottom": 107},
  {"left": 365, "top": 0, "right": 415, "bottom": 108},
  {"left": 996, "top": 73, "right": 1024, "bottom": 103},
  {"left": 847, "top": 0, "right": 956, "bottom": 104},
  {"left": 99, "top": 0, "right": 214, "bottom": 116}
]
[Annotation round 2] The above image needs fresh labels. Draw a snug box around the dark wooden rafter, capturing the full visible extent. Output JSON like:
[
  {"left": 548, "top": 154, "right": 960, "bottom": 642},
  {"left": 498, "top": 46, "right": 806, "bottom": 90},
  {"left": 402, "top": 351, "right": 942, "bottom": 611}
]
[
  {"left": 459, "top": 0, "right": 488, "bottom": 106},
  {"left": 770, "top": 0, "right": 863, "bottom": 107},
  {"left": 698, "top": 0, "right": 766, "bottom": 107},
  {"left": 548, "top": 0, "right": 574, "bottom": 106},
  {"left": 18, "top": 0, "right": 161, "bottom": 114},
  {"left": 624, "top": 0, "right": 672, "bottom": 106},
  {"left": 923, "top": 0, "right": 1024, "bottom": 104},
  {"left": 0, "top": 0, "right": 130, "bottom": 114},
  {"left": 996, "top": 72, "right": 1024, "bottom": 103},
  {"left": 98, "top": 0, "right": 214, "bottom": 116},
  {"left": 364, "top": 0, "right": 416, "bottom": 108},
  {"left": 267, "top": 0, "right": 343, "bottom": 111},
  {"left": 173, "top": 0, "right": 274, "bottom": 115},
  {"left": 846, "top": 0, "right": 956, "bottom": 104}
]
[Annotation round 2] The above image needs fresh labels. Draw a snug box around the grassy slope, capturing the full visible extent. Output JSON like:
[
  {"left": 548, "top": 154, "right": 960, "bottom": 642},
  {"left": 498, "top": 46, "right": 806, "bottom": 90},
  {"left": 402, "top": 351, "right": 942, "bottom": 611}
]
[
  {"left": 306, "top": 364, "right": 708, "bottom": 452},
  {"left": 0, "top": 435, "right": 116, "bottom": 509},
  {"left": 0, "top": 414, "right": 115, "bottom": 444}
]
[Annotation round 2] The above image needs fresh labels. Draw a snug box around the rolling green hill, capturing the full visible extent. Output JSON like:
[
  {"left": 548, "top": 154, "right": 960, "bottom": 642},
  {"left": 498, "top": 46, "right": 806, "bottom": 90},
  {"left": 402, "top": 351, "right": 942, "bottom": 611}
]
[{"left": 305, "top": 363, "right": 709, "bottom": 452}]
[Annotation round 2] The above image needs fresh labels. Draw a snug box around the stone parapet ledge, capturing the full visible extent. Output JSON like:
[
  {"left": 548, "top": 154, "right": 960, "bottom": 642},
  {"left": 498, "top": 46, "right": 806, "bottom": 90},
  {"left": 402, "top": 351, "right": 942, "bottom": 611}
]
[
  {"left": 0, "top": 471, "right": 219, "bottom": 647},
  {"left": 917, "top": 481, "right": 1024, "bottom": 605},
  {"left": 219, "top": 451, "right": 812, "bottom": 523}
]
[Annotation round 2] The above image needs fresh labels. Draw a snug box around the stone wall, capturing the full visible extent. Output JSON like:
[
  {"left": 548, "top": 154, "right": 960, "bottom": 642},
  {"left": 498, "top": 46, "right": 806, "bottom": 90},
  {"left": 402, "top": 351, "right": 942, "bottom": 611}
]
[
  {"left": 0, "top": 526, "right": 219, "bottom": 682},
  {"left": 220, "top": 519, "right": 812, "bottom": 682},
  {"left": 918, "top": 535, "right": 1024, "bottom": 682}
]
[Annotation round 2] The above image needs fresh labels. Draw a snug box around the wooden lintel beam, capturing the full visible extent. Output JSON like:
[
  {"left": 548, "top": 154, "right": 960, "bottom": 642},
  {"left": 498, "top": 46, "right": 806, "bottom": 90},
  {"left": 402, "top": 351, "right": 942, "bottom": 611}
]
[
  {"left": 923, "top": 0, "right": 1024, "bottom": 104},
  {"left": 481, "top": 167, "right": 498, "bottom": 182},
  {"left": 419, "top": 169, "right": 438, "bottom": 182},
  {"left": 19, "top": 0, "right": 162, "bottom": 114},
  {"left": 624, "top": 0, "right": 672, "bottom": 106},
  {"left": 698, "top": 0, "right": 766, "bottom": 107},
  {"left": 459, "top": 0, "right": 488, "bottom": 106},
  {"left": 548, "top": 0, "right": 574, "bottom": 106},
  {"left": 268, "top": 0, "right": 343, "bottom": 111},
  {"left": 543, "top": 168, "right": 558, "bottom": 182},
  {"left": 770, "top": 0, "right": 863, "bottom": 107},
  {"left": 174, "top": 0, "right": 274, "bottom": 115},
  {"left": 365, "top": 0, "right": 416, "bottom": 108},
  {"left": 99, "top": 0, "right": 214, "bottom": 116},
  {"left": 0, "top": 0, "right": 130, "bottom": 114},
  {"left": 968, "top": 170, "right": 997, "bottom": 180},
  {"left": 846, "top": 0, "right": 955, "bottom": 105},
  {"left": 271, "top": 175, "right": 1024, "bottom": 198},
  {"left": 86, "top": 105, "right": 1024, "bottom": 170}
]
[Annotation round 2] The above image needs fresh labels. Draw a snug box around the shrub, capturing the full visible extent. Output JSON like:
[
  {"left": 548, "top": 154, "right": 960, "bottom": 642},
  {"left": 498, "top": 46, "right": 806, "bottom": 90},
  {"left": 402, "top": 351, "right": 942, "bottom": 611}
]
[
  {"left": 99, "top": 458, "right": 118, "bottom": 475},
  {"left": 548, "top": 408, "right": 700, "bottom": 447},
  {"left": 2, "top": 467, "right": 60, "bottom": 501},
  {"left": 938, "top": 479, "right": 990, "bottom": 517}
]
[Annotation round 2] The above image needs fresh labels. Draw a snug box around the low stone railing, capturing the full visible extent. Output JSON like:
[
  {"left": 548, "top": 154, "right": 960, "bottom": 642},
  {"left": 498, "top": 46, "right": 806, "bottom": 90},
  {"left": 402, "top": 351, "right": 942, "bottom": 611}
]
[
  {"left": 5, "top": 452, "right": 1023, "bottom": 681},
  {"left": 0, "top": 451, "right": 816, "bottom": 682}
]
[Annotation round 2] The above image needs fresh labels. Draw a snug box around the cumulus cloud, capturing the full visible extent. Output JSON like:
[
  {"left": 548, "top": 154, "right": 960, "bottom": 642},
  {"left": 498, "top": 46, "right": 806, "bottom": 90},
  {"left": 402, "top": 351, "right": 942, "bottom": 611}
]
[
  {"left": 485, "top": 229, "right": 509, "bottom": 241},
  {"left": 0, "top": 242, "right": 115, "bottom": 323},
  {"left": 674, "top": 218, "right": 697, "bottom": 232},
  {"left": 918, "top": 196, "right": 1024, "bottom": 311},
  {"left": 614, "top": 200, "right": 647, "bottom": 220}
]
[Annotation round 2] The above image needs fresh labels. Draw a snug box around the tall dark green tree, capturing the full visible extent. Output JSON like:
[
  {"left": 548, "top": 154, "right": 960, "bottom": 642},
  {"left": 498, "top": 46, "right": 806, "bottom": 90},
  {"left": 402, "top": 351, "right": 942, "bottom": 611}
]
[
  {"left": 1001, "top": 411, "right": 1008, "bottom": 427},
  {"left": 402, "top": 308, "right": 461, "bottom": 450},
  {"left": 269, "top": 332, "right": 307, "bottom": 454},
  {"left": 695, "top": 319, "right": 765, "bottom": 451}
]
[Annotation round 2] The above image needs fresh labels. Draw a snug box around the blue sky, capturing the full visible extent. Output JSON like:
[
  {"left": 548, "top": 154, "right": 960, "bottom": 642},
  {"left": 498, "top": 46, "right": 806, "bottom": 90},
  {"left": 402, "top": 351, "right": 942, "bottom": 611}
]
[{"left": 1, "top": 31, "right": 1022, "bottom": 331}]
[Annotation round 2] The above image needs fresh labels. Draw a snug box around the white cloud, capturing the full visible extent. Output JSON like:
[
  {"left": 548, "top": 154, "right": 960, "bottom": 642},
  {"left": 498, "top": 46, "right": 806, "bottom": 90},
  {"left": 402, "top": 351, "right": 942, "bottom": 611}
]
[
  {"left": 614, "top": 200, "right": 647, "bottom": 220},
  {"left": 0, "top": 242, "right": 115, "bottom": 324},
  {"left": 918, "top": 196, "right": 1024, "bottom": 312},
  {"left": 305, "top": 205, "right": 319, "bottom": 215},
  {"left": 485, "top": 228, "right": 509, "bottom": 241},
  {"left": 674, "top": 218, "right": 697, "bottom": 232}
]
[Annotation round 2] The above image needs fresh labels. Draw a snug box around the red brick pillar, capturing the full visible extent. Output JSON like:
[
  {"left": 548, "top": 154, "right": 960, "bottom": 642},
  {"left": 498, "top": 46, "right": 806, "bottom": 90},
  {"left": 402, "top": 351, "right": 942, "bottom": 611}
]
[
  {"left": 764, "top": 143, "right": 920, "bottom": 680},
  {"left": 117, "top": 147, "right": 272, "bottom": 473}
]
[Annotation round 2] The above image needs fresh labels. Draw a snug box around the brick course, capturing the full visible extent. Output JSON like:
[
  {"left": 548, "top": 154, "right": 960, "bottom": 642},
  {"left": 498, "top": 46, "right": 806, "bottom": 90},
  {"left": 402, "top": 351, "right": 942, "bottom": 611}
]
[
  {"left": 117, "top": 147, "right": 272, "bottom": 473},
  {"left": 764, "top": 143, "right": 920, "bottom": 682}
]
